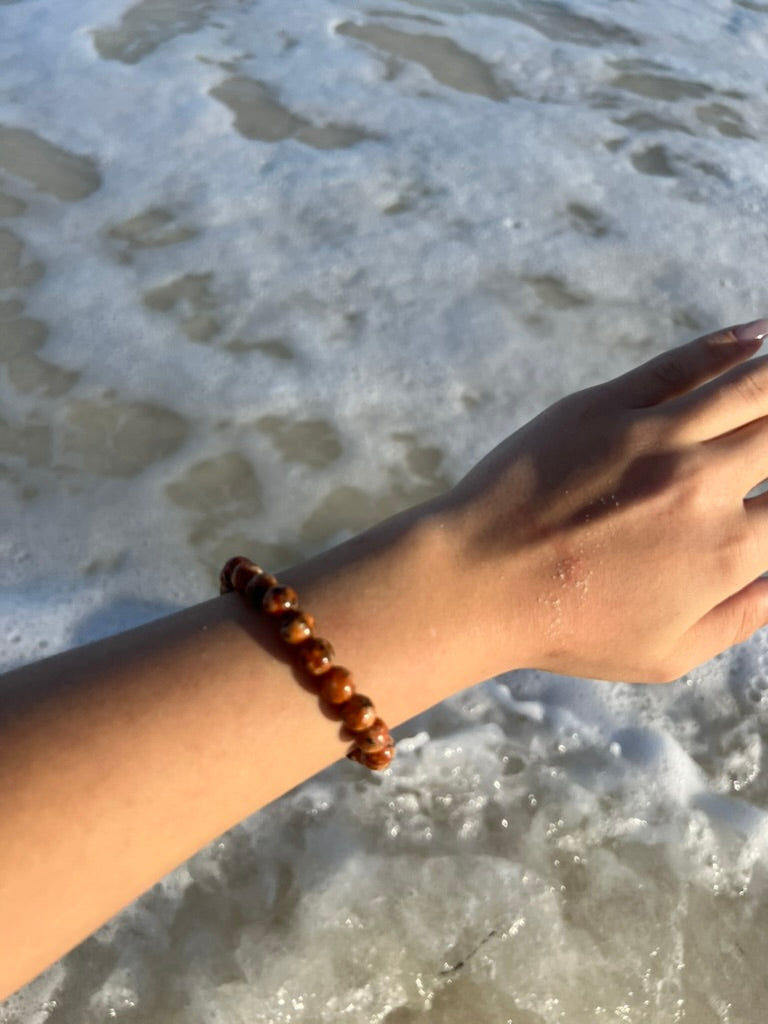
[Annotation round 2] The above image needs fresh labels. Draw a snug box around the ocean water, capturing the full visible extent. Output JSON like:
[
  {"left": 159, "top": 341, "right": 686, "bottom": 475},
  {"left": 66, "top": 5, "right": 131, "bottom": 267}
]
[{"left": 3, "top": 0, "right": 768, "bottom": 1019}]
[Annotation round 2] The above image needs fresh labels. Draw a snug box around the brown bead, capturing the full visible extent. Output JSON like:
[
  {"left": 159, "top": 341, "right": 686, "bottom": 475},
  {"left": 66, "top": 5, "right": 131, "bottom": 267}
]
[
  {"left": 262, "top": 584, "right": 299, "bottom": 614},
  {"left": 297, "top": 637, "right": 335, "bottom": 675},
  {"left": 244, "top": 572, "right": 278, "bottom": 605},
  {"left": 355, "top": 718, "right": 391, "bottom": 754},
  {"left": 231, "top": 560, "right": 267, "bottom": 592},
  {"left": 360, "top": 742, "right": 395, "bottom": 771},
  {"left": 279, "top": 611, "right": 315, "bottom": 644},
  {"left": 320, "top": 666, "right": 355, "bottom": 704},
  {"left": 341, "top": 694, "right": 376, "bottom": 732},
  {"left": 220, "top": 556, "right": 255, "bottom": 594}
]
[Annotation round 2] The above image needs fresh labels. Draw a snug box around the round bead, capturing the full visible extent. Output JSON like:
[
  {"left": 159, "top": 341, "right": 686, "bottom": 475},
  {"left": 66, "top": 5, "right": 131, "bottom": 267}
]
[
  {"left": 341, "top": 694, "right": 376, "bottom": 732},
  {"left": 220, "top": 556, "right": 254, "bottom": 594},
  {"left": 355, "top": 718, "right": 391, "bottom": 754},
  {"left": 297, "top": 637, "right": 335, "bottom": 675},
  {"left": 232, "top": 560, "right": 267, "bottom": 592},
  {"left": 262, "top": 584, "right": 299, "bottom": 615},
  {"left": 219, "top": 556, "right": 394, "bottom": 771},
  {"left": 360, "top": 742, "right": 395, "bottom": 771},
  {"left": 244, "top": 572, "right": 278, "bottom": 605},
  {"left": 279, "top": 611, "right": 315, "bottom": 645},
  {"left": 320, "top": 666, "right": 355, "bottom": 704}
]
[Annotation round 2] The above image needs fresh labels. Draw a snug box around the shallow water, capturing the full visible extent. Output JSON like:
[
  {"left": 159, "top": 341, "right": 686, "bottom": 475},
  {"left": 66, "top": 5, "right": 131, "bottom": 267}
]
[{"left": 3, "top": 0, "right": 768, "bottom": 1020}]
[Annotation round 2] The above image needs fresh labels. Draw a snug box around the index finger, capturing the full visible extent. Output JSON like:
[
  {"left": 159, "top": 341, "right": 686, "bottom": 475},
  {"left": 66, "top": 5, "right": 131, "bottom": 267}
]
[{"left": 606, "top": 320, "right": 768, "bottom": 409}]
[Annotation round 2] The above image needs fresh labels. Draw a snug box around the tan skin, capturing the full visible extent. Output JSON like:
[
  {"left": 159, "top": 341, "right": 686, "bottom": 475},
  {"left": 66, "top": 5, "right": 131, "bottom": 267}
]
[{"left": 3, "top": 320, "right": 768, "bottom": 1001}]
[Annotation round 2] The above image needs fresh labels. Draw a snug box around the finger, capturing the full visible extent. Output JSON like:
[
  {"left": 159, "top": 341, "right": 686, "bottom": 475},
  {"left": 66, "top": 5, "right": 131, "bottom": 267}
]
[
  {"left": 671, "top": 352, "right": 768, "bottom": 442},
  {"left": 680, "top": 576, "right": 768, "bottom": 671},
  {"left": 607, "top": 320, "right": 768, "bottom": 410}
]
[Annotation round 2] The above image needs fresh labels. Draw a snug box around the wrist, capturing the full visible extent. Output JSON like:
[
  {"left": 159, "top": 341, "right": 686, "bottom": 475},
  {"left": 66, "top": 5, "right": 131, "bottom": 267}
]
[
  {"left": 282, "top": 496, "right": 488, "bottom": 728},
  {"left": 426, "top": 486, "right": 542, "bottom": 681}
]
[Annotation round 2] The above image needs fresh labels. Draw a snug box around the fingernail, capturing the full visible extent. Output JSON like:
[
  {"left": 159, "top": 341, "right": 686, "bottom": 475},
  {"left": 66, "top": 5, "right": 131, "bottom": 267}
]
[{"left": 733, "top": 318, "right": 768, "bottom": 343}]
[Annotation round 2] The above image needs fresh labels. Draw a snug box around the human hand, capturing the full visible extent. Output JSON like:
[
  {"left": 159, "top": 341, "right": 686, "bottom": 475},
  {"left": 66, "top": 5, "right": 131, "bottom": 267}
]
[{"left": 440, "top": 320, "right": 768, "bottom": 683}]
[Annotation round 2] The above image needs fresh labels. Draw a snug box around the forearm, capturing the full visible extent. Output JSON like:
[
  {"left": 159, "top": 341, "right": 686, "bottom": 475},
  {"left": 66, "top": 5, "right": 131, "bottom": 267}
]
[
  {"left": 0, "top": 499, "right": 473, "bottom": 1002},
  {"left": 6, "top": 319, "right": 767, "bottom": 1002}
]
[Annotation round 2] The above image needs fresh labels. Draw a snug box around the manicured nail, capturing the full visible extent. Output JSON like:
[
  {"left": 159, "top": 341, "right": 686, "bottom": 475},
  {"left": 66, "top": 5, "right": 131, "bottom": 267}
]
[{"left": 733, "top": 318, "right": 768, "bottom": 343}]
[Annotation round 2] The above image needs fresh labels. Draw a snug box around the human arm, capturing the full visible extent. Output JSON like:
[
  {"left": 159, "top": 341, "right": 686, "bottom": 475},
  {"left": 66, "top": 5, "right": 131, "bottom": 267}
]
[{"left": 3, "top": 319, "right": 768, "bottom": 1000}]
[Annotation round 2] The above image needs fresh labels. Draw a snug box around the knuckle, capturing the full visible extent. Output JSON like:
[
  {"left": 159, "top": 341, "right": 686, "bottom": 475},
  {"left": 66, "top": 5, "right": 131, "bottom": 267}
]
[
  {"left": 626, "top": 406, "right": 684, "bottom": 450},
  {"left": 623, "top": 414, "right": 655, "bottom": 450},
  {"left": 649, "top": 356, "right": 687, "bottom": 391},
  {"left": 733, "top": 365, "right": 768, "bottom": 405},
  {"left": 676, "top": 450, "right": 709, "bottom": 499},
  {"left": 620, "top": 410, "right": 668, "bottom": 455},
  {"left": 732, "top": 595, "right": 761, "bottom": 647}
]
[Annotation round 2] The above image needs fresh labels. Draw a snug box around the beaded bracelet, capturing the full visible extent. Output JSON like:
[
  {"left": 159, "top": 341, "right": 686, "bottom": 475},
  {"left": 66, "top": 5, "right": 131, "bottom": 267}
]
[{"left": 219, "top": 556, "right": 395, "bottom": 771}]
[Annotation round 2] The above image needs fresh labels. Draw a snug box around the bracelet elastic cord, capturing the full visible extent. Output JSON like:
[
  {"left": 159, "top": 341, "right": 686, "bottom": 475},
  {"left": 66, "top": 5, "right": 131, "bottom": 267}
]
[{"left": 219, "top": 556, "right": 395, "bottom": 771}]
